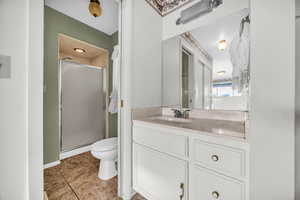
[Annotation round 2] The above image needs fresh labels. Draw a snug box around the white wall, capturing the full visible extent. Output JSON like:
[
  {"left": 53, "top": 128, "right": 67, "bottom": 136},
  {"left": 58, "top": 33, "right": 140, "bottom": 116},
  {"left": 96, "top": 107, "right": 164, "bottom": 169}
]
[
  {"left": 296, "top": 1, "right": 300, "bottom": 199},
  {"left": 131, "top": 0, "right": 162, "bottom": 108},
  {"left": 120, "top": 0, "right": 162, "bottom": 199},
  {"left": 249, "top": 0, "right": 295, "bottom": 199},
  {"left": 212, "top": 96, "right": 248, "bottom": 111},
  {"left": 0, "top": 1, "right": 28, "bottom": 199},
  {"left": 0, "top": 0, "right": 44, "bottom": 200},
  {"left": 162, "top": 37, "right": 181, "bottom": 106},
  {"left": 162, "top": 0, "right": 249, "bottom": 40}
]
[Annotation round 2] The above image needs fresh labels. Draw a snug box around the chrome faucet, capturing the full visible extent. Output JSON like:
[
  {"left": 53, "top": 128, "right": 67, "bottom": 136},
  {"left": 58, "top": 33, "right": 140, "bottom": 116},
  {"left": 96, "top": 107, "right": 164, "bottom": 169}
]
[{"left": 172, "top": 109, "right": 190, "bottom": 119}]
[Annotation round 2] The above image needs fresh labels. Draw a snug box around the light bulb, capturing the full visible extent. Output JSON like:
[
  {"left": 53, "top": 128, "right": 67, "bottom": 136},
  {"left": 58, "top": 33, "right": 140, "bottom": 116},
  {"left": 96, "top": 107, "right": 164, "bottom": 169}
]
[
  {"left": 74, "top": 48, "right": 86, "bottom": 53},
  {"left": 89, "top": 0, "right": 102, "bottom": 17},
  {"left": 218, "top": 40, "right": 227, "bottom": 51}
]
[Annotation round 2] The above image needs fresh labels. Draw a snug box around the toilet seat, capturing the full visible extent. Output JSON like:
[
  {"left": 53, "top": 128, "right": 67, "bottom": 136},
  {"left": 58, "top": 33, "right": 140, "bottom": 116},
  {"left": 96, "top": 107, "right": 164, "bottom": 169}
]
[{"left": 92, "top": 137, "right": 117, "bottom": 152}]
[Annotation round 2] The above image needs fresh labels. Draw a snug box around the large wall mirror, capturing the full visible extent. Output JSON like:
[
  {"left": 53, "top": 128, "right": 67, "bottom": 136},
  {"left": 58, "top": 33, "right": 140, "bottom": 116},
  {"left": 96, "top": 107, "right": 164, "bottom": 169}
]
[{"left": 162, "top": 8, "right": 250, "bottom": 111}]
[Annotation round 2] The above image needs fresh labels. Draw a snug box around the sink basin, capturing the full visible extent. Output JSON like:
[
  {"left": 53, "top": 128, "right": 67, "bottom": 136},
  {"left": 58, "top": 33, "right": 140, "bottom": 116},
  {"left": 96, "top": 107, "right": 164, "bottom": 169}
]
[{"left": 150, "top": 116, "right": 193, "bottom": 123}]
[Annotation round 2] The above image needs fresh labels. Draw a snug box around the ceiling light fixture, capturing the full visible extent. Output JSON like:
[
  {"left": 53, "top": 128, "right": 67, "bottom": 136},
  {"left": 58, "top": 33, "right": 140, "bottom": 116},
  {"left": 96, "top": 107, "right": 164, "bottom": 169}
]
[
  {"left": 217, "top": 70, "right": 226, "bottom": 75},
  {"left": 74, "top": 48, "right": 86, "bottom": 53},
  {"left": 89, "top": 0, "right": 102, "bottom": 17},
  {"left": 218, "top": 40, "right": 227, "bottom": 51}
]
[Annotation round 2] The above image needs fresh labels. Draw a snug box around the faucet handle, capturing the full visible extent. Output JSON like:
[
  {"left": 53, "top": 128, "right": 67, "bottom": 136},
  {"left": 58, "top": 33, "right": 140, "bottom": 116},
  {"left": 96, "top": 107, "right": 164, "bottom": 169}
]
[{"left": 171, "top": 109, "right": 182, "bottom": 118}]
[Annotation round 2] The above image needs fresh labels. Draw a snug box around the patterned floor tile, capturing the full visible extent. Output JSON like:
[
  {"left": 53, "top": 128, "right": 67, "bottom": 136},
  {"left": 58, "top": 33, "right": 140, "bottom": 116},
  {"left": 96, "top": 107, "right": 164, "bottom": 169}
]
[{"left": 44, "top": 152, "right": 146, "bottom": 200}]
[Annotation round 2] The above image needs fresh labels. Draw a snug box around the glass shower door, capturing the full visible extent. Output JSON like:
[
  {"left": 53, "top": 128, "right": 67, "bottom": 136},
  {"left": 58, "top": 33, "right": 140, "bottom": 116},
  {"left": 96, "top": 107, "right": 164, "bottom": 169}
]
[{"left": 61, "top": 61, "right": 105, "bottom": 152}]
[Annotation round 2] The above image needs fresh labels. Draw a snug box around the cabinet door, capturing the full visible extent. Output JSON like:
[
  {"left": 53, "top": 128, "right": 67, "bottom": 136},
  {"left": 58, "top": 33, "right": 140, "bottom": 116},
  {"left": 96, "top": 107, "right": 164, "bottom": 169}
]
[
  {"left": 190, "top": 165, "right": 245, "bottom": 200},
  {"left": 133, "top": 143, "right": 188, "bottom": 200}
]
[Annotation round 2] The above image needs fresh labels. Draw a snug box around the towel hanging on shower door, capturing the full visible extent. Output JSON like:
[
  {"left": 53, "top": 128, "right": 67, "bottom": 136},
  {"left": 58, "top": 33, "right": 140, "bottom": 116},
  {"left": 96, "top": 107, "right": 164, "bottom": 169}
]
[{"left": 108, "top": 45, "right": 120, "bottom": 114}]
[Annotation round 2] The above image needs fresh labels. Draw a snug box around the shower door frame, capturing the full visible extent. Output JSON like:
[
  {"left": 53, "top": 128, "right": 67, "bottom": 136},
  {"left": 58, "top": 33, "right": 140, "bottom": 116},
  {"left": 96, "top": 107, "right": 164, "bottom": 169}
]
[{"left": 58, "top": 41, "right": 110, "bottom": 155}]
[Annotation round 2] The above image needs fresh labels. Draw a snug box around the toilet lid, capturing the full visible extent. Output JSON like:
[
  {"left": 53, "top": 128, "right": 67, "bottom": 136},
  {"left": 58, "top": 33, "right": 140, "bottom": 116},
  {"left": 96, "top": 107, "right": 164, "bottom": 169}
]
[{"left": 92, "top": 137, "right": 117, "bottom": 152}]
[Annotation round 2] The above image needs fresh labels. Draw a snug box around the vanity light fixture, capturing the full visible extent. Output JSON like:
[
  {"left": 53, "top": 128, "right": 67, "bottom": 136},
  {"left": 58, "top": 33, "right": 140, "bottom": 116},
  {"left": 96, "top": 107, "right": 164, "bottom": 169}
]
[
  {"left": 217, "top": 70, "right": 226, "bottom": 75},
  {"left": 218, "top": 40, "right": 227, "bottom": 51},
  {"left": 74, "top": 48, "right": 86, "bottom": 53},
  {"left": 176, "top": 0, "right": 223, "bottom": 25},
  {"left": 89, "top": 0, "right": 102, "bottom": 17}
]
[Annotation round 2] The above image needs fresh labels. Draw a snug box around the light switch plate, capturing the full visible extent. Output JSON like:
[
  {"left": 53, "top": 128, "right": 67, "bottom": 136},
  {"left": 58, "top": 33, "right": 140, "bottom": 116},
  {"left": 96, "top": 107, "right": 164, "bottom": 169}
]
[{"left": 0, "top": 55, "right": 11, "bottom": 79}]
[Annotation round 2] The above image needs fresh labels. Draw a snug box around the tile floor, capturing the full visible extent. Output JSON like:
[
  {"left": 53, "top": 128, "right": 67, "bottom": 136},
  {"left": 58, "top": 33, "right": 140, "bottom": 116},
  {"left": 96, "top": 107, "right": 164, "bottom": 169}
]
[{"left": 44, "top": 152, "right": 146, "bottom": 200}]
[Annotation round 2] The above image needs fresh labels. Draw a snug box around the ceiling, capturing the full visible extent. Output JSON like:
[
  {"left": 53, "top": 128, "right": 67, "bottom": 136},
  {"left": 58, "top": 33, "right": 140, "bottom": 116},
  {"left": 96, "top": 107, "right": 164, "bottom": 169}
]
[
  {"left": 145, "top": 0, "right": 194, "bottom": 16},
  {"left": 190, "top": 8, "right": 249, "bottom": 81},
  {"left": 59, "top": 34, "right": 107, "bottom": 60},
  {"left": 45, "top": 0, "right": 118, "bottom": 35}
]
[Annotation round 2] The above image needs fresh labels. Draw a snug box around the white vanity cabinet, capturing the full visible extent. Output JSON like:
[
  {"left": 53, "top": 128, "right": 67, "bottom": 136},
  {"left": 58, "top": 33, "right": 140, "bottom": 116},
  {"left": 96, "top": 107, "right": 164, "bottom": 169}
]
[
  {"left": 133, "top": 125, "right": 188, "bottom": 200},
  {"left": 133, "top": 144, "right": 188, "bottom": 200},
  {"left": 132, "top": 122, "right": 249, "bottom": 200}
]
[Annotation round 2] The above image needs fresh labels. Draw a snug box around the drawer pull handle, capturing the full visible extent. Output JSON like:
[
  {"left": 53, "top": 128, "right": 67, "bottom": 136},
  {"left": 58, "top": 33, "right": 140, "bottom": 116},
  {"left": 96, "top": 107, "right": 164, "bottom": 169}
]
[
  {"left": 212, "top": 191, "right": 220, "bottom": 199},
  {"left": 211, "top": 155, "right": 219, "bottom": 162},
  {"left": 180, "top": 183, "right": 184, "bottom": 200}
]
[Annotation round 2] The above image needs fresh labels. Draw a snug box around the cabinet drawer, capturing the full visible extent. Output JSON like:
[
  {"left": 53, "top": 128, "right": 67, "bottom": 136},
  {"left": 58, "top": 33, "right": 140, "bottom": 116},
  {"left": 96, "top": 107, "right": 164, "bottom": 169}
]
[
  {"left": 192, "top": 139, "right": 245, "bottom": 177},
  {"left": 133, "top": 125, "right": 188, "bottom": 158},
  {"left": 190, "top": 165, "right": 245, "bottom": 200}
]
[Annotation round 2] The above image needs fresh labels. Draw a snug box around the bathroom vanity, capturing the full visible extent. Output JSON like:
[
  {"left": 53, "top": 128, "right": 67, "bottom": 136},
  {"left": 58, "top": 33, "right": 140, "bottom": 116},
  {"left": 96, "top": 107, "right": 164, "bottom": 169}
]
[
  {"left": 115, "top": 0, "right": 295, "bottom": 199},
  {"left": 131, "top": 6, "right": 251, "bottom": 199},
  {"left": 132, "top": 110, "right": 249, "bottom": 200},
  {"left": 131, "top": 3, "right": 252, "bottom": 200}
]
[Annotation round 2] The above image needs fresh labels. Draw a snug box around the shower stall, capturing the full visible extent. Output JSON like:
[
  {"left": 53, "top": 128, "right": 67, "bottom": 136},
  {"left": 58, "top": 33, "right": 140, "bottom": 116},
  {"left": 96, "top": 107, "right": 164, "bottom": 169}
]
[{"left": 59, "top": 60, "right": 106, "bottom": 152}]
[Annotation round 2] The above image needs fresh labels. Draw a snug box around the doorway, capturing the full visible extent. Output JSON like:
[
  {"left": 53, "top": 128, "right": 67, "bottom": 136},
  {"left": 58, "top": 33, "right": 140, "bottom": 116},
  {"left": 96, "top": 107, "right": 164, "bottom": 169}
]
[
  {"left": 60, "top": 61, "right": 105, "bottom": 152},
  {"left": 58, "top": 34, "right": 109, "bottom": 157}
]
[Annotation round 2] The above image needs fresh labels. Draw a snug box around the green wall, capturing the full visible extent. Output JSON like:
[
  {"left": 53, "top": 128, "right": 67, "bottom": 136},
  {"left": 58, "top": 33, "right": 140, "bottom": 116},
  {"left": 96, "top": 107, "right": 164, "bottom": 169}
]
[{"left": 44, "top": 6, "right": 118, "bottom": 164}]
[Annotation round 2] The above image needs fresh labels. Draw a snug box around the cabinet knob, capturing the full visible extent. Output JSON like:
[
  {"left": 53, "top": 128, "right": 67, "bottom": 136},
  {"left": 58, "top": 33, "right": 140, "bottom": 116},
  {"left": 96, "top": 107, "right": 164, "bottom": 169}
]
[
  {"left": 211, "top": 155, "right": 219, "bottom": 162},
  {"left": 212, "top": 191, "right": 220, "bottom": 199}
]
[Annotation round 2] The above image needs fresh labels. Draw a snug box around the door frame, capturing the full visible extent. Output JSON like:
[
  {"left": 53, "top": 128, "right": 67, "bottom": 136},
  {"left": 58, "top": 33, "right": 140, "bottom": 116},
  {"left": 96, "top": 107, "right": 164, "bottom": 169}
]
[{"left": 117, "top": 0, "right": 136, "bottom": 199}]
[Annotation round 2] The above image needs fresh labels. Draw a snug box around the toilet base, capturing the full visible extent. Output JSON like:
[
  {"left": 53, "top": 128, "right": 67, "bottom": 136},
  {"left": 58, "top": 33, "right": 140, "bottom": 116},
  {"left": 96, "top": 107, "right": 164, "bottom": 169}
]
[{"left": 98, "top": 160, "right": 117, "bottom": 180}]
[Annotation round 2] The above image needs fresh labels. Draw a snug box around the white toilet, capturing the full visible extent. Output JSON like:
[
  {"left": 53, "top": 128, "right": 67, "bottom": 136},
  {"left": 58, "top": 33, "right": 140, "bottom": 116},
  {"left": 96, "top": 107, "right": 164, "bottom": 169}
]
[{"left": 91, "top": 137, "right": 118, "bottom": 180}]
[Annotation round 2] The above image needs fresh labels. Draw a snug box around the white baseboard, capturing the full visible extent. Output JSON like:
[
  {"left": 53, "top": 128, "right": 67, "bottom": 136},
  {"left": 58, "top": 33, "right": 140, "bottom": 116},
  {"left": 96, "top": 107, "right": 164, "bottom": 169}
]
[
  {"left": 60, "top": 145, "right": 92, "bottom": 160},
  {"left": 44, "top": 145, "right": 92, "bottom": 169},
  {"left": 121, "top": 192, "right": 137, "bottom": 200},
  {"left": 44, "top": 160, "right": 61, "bottom": 169}
]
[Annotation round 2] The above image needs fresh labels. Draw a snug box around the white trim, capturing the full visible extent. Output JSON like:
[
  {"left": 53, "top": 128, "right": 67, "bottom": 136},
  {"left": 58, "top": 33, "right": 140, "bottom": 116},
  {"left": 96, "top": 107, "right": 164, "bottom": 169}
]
[
  {"left": 117, "top": 0, "right": 125, "bottom": 198},
  {"left": 28, "top": 0, "right": 44, "bottom": 199},
  {"left": 117, "top": 0, "right": 123, "bottom": 197},
  {"left": 44, "top": 161, "right": 61, "bottom": 169},
  {"left": 119, "top": 0, "right": 134, "bottom": 198},
  {"left": 59, "top": 145, "right": 92, "bottom": 160},
  {"left": 61, "top": 60, "right": 104, "bottom": 70},
  {"left": 105, "top": 53, "right": 110, "bottom": 139},
  {"left": 122, "top": 192, "right": 137, "bottom": 200}
]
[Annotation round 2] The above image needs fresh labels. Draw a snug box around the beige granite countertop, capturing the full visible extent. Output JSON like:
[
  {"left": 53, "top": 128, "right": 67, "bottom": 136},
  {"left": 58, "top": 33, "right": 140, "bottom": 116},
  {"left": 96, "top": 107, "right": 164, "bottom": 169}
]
[{"left": 133, "top": 116, "right": 246, "bottom": 140}]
